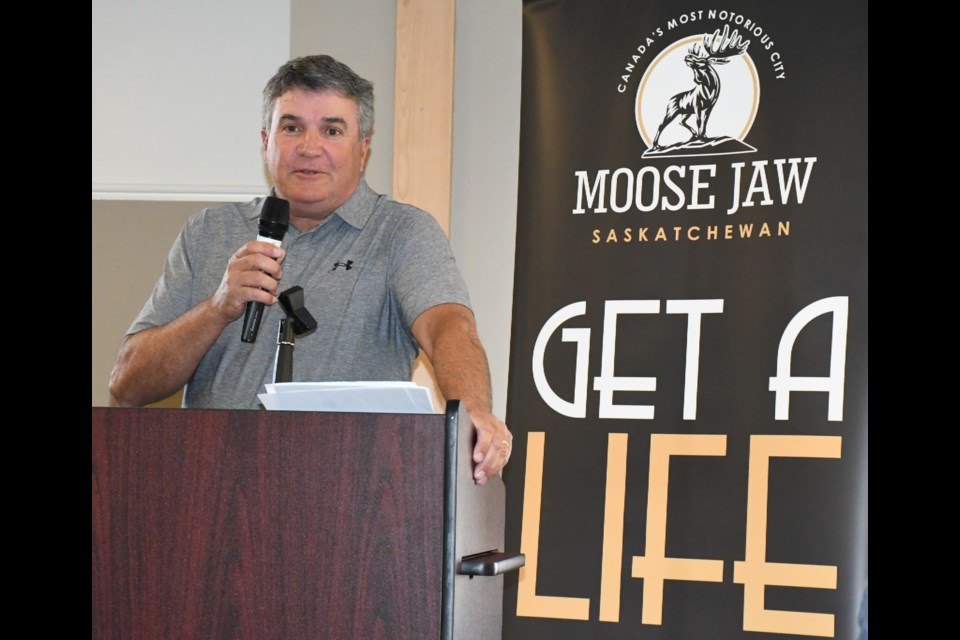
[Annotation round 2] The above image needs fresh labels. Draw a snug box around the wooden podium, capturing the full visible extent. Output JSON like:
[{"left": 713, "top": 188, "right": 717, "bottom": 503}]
[{"left": 91, "top": 401, "right": 522, "bottom": 640}]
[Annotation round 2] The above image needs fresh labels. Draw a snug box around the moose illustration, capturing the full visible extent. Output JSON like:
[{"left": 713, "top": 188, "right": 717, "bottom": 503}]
[{"left": 650, "top": 25, "right": 750, "bottom": 150}]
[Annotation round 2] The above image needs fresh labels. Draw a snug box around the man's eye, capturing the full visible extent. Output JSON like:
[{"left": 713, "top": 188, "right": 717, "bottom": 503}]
[
  {"left": 281, "top": 124, "right": 300, "bottom": 133},
  {"left": 326, "top": 128, "right": 342, "bottom": 137}
]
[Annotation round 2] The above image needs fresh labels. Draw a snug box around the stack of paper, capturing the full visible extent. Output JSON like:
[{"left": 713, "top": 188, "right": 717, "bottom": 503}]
[{"left": 257, "top": 381, "right": 436, "bottom": 414}]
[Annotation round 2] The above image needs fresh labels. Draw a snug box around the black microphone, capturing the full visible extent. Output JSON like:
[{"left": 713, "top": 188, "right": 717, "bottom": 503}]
[{"left": 240, "top": 196, "right": 290, "bottom": 343}]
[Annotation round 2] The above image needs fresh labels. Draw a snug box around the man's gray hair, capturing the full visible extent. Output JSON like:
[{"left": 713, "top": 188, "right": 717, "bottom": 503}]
[{"left": 262, "top": 54, "right": 375, "bottom": 140}]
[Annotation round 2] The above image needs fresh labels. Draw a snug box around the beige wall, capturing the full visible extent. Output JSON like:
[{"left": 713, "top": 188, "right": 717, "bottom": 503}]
[
  {"left": 92, "top": 0, "right": 521, "bottom": 418},
  {"left": 92, "top": 200, "right": 209, "bottom": 407},
  {"left": 450, "top": 1, "right": 521, "bottom": 421}
]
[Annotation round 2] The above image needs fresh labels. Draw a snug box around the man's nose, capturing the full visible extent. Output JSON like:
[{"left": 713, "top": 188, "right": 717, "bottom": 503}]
[{"left": 298, "top": 129, "right": 324, "bottom": 156}]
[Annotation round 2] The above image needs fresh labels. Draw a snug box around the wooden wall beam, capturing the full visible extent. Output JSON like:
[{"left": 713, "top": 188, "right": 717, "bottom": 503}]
[{"left": 393, "top": 0, "right": 456, "bottom": 233}]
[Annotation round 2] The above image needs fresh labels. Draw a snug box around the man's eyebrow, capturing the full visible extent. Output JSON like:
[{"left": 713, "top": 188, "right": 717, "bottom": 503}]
[
  {"left": 276, "top": 114, "right": 349, "bottom": 128},
  {"left": 320, "top": 116, "right": 349, "bottom": 128}
]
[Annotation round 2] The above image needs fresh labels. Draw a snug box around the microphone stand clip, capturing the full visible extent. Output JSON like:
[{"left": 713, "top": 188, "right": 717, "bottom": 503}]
[{"left": 272, "top": 286, "right": 318, "bottom": 384}]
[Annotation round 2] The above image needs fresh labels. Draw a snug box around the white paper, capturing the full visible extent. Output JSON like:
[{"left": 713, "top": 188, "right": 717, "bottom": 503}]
[{"left": 258, "top": 381, "right": 435, "bottom": 414}]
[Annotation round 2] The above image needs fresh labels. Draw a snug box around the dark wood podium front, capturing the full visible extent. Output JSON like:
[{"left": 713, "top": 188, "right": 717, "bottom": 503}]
[{"left": 92, "top": 401, "right": 516, "bottom": 640}]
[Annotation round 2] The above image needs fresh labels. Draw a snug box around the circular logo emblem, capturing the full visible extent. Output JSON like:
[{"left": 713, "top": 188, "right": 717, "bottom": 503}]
[{"left": 636, "top": 28, "right": 759, "bottom": 157}]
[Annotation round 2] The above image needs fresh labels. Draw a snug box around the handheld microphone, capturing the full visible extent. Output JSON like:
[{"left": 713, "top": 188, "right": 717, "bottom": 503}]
[{"left": 240, "top": 196, "right": 290, "bottom": 343}]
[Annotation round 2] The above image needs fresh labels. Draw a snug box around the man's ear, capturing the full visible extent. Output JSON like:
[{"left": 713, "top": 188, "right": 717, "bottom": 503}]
[{"left": 359, "top": 137, "right": 371, "bottom": 172}]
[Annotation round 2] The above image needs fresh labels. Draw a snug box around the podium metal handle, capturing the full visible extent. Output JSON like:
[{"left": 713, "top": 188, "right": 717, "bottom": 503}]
[{"left": 458, "top": 550, "right": 526, "bottom": 577}]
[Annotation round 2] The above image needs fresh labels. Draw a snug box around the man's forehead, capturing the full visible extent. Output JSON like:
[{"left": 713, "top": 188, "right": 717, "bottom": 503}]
[
  {"left": 272, "top": 89, "right": 358, "bottom": 122},
  {"left": 277, "top": 89, "right": 356, "bottom": 109}
]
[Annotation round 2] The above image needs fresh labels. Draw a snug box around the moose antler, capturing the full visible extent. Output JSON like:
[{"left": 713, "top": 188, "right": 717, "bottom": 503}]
[{"left": 702, "top": 25, "right": 749, "bottom": 60}]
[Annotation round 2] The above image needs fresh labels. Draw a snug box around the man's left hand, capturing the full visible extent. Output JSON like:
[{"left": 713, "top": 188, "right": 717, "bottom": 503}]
[{"left": 470, "top": 410, "right": 513, "bottom": 485}]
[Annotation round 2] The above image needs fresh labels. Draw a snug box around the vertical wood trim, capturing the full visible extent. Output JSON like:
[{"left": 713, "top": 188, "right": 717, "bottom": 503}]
[
  {"left": 393, "top": 0, "right": 456, "bottom": 233},
  {"left": 394, "top": 0, "right": 457, "bottom": 409}
]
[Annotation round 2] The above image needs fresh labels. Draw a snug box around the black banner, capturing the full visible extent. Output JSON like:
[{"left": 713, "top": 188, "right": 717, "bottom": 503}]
[{"left": 502, "top": 1, "right": 867, "bottom": 639}]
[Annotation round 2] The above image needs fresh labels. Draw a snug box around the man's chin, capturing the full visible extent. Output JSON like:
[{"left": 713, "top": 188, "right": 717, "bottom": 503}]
[
  {"left": 277, "top": 187, "right": 329, "bottom": 207},
  {"left": 285, "top": 194, "right": 345, "bottom": 222}
]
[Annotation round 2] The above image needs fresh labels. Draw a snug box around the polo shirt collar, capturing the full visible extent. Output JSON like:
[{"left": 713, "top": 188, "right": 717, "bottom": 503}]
[
  {"left": 331, "top": 179, "right": 378, "bottom": 230},
  {"left": 251, "top": 180, "right": 378, "bottom": 231}
]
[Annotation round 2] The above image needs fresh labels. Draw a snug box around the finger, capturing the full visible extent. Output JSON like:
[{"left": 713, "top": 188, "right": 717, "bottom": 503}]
[
  {"left": 473, "top": 425, "right": 493, "bottom": 464},
  {"left": 237, "top": 240, "right": 285, "bottom": 261},
  {"left": 243, "top": 282, "right": 280, "bottom": 306},
  {"left": 475, "top": 436, "right": 511, "bottom": 484},
  {"left": 243, "top": 268, "right": 283, "bottom": 296},
  {"left": 237, "top": 253, "right": 284, "bottom": 281},
  {"left": 473, "top": 433, "right": 492, "bottom": 482}
]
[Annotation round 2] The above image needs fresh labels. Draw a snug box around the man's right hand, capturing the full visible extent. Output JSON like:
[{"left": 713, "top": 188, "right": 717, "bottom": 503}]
[{"left": 210, "top": 241, "right": 286, "bottom": 323}]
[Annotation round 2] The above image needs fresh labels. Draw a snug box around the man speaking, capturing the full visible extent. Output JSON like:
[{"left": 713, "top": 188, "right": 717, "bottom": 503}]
[{"left": 109, "top": 54, "right": 512, "bottom": 484}]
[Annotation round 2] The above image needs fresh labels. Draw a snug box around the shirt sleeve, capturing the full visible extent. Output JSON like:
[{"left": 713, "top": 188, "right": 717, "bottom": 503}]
[
  {"left": 388, "top": 207, "right": 473, "bottom": 331},
  {"left": 125, "top": 216, "right": 199, "bottom": 336}
]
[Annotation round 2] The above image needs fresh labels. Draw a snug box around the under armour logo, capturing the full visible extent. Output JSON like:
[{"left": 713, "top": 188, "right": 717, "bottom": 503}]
[{"left": 332, "top": 260, "right": 354, "bottom": 271}]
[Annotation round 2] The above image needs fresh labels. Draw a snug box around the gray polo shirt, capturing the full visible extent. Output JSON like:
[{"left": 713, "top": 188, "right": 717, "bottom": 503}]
[{"left": 128, "top": 179, "right": 471, "bottom": 409}]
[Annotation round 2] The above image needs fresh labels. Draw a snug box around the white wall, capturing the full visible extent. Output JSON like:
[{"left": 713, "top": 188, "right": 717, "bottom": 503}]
[{"left": 92, "top": 0, "right": 290, "bottom": 200}]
